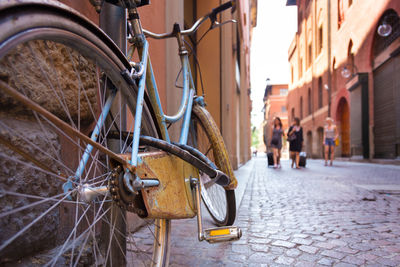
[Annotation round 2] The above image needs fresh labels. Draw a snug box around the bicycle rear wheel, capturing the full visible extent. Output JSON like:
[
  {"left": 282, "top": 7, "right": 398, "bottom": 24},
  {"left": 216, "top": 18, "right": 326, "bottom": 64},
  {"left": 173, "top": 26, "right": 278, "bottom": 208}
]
[
  {"left": 0, "top": 3, "right": 169, "bottom": 266},
  {"left": 189, "top": 103, "right": 236, "bottom": 226}
]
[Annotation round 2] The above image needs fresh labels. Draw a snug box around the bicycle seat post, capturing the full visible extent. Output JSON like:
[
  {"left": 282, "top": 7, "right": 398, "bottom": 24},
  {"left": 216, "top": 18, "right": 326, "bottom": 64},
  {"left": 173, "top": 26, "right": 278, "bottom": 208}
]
[{"left": 127, "top": 6, "right": 146, "bottom": 47}]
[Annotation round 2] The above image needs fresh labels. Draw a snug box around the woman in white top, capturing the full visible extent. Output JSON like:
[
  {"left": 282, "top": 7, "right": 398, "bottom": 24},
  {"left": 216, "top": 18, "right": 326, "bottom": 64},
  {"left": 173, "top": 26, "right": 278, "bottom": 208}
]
[{"left": 323, "top": 117, "right": 338, "bottom": 166}]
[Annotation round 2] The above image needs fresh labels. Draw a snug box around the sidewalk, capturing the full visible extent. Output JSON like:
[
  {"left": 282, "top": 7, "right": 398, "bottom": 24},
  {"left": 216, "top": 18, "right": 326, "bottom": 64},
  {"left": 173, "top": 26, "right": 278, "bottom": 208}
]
[
  {"left": 336, "top": 157, "right": 400, "bottom": 166},
  {"left": 233, "top": 158, "right": 255, "bottom": 211}
]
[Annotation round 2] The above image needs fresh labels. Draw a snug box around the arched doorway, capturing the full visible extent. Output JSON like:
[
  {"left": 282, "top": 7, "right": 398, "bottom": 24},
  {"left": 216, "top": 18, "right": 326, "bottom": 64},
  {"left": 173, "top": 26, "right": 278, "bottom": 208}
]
[
  {"left": 336, "top": 98, "right": 350, "bottom": 157},
  {"left": 317, "top": 127, "right": 324, "bottom": 158},
  {"left": 306, "top": 131, "right": 312, "bottom": 158}
]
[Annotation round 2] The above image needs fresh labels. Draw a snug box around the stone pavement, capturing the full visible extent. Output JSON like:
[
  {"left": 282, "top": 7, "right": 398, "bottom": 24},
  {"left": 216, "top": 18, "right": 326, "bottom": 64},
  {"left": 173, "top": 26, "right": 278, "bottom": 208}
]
[{"left": 168, "top": 157, "right": 400, "bottom": 266}]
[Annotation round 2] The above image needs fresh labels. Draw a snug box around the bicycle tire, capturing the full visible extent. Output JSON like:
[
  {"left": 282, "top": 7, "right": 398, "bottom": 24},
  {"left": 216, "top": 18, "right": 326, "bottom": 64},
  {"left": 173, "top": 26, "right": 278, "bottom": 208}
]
[
  {"left": 0, "top": 2, "right": 170, "bottom": 266},
  {"left": 189, "top": 103, "right": 236, "bottom": 226}
]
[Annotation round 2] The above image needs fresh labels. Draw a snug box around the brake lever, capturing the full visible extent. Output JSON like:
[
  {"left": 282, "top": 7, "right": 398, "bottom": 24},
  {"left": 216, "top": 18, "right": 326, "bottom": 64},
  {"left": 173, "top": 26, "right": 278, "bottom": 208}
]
[{"left": 211, "top": 19, "right": 237, "bottom": 30}]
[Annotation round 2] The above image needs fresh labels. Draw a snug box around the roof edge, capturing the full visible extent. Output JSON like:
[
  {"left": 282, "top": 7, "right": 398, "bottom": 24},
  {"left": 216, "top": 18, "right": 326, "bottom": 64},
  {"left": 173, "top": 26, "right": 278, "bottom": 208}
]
[{"left": 286, "top": 0, "right": 297, "bottom": 6}]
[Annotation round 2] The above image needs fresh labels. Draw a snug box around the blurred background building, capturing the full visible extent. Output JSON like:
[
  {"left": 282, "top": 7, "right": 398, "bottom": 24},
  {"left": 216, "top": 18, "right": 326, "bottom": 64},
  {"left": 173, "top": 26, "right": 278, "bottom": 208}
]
[
  {"left": 286, "top": 0, "right": 400, "bottom": 160},
  {"left": 262, "top": 82, "right": 289, "bottom": 156},
  {"left": 60, "top": 0, "right": 257, "bottom": 169}
]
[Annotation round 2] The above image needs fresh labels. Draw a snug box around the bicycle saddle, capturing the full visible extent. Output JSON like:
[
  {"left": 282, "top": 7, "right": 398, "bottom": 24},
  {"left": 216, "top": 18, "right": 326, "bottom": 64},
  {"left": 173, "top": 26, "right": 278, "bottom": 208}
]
[{"left": 105, "top": 0, "right": 150, "bottom": 8}]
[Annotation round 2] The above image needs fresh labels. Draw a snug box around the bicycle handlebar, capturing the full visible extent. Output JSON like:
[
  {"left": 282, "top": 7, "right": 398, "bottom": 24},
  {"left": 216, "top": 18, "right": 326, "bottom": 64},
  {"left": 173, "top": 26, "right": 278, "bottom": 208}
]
[
  {"left": 143, "top": 0, "right": 235, "bottom": 39},
  {"left": 209, "top": 1, "right": 234, "bottom": 23}
]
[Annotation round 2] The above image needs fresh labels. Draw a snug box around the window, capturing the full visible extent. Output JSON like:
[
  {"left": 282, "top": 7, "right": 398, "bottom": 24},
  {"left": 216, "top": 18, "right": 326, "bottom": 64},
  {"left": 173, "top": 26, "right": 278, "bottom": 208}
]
[
  {"left": 280, "top": 89, "right": 288, "bottom": 95},
  {"left": 291, "top": 108, "right": 295, "bottom": 121},
  {"left": 307, "top": 43, "right": 312, "bottom": 68},
  {"left": 318, "top": 77, "right": 323, "bottom": 109},
  {"left": 299, "top": 58, "right": 303, "bottom": 78},
  {"left": 308, "top": 88, "right": 312, "bottom": 115},
  {"left": 291, "top": 66, "right": 294, "bottom": 83},
  {"left": 317, "top": 26, "right": 323, "bottom": 54},
  {"left": 347, "top": 40, "right": 355, "bottom": 77},
  {"left": 281, "top": 106, "right": 287, "bottom": 113},
  {"left": 338, "top": 0, "right": 344, "bottom": 28},
  {"left": 298, "top": 11, "right": 303, "bottom": 31},
  {"left": 236, "top": 29, "right": 241, "bottom": 88},
  {"left": 332, "top": 58, "right": 337, "bottom": 91},
  {"left": 300, "top": 96, "right": 303, "bottom": 119}
]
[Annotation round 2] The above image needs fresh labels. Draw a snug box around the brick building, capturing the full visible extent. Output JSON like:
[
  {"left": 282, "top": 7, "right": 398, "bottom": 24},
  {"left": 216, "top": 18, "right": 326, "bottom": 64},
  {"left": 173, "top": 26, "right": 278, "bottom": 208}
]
[
  {"left": 286, "top": 0, "right": 400, "bottom": 159},
  {"left": 263, "top": 83, "right": 289, "bottom": 152}
]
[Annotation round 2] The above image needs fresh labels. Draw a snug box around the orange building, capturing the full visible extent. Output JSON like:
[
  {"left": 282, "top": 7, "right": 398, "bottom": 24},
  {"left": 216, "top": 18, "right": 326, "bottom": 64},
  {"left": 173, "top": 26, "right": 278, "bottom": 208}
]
[
  {"left": 60, "top": 0, "right": 257, "bottom": 168},
  {"left": 263, "top": 83, "right": 289, "bottom": 152},
  {"left": 287, "top": 0, "right": 400, "bottom": 159}
]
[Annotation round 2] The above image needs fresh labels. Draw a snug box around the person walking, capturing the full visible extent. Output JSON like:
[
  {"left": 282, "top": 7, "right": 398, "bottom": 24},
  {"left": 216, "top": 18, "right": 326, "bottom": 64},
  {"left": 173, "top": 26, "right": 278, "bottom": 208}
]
[
  {"left": 270, "top": 117, "right": 284, "bottom": 168},
  {"left": 287, "top": 117, "right": 303, "bottom": 169},
  {"left": 323, "top": 117, "right": 338, "bottom": 166}
]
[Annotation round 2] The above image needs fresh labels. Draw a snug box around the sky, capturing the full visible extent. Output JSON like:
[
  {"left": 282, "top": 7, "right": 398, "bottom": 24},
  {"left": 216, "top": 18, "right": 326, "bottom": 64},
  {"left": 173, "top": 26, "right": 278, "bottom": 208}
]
[{"left": 250, "top": 1, "right": 297, "bottom": 127}]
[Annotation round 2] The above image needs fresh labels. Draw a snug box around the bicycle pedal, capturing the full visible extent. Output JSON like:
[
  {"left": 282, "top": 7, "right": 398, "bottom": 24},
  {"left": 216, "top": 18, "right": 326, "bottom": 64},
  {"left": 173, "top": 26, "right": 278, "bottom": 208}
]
[{"left": 203, "top": 226, "right": 242, "bottom": 243}]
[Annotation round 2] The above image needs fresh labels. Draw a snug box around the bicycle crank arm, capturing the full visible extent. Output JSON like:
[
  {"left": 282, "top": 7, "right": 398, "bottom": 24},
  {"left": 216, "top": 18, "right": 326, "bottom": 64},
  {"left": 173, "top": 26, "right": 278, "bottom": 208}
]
[
  {"left": 122, "top": 171, "right": 160, "bottom": 195},
  {"left": 191, "top": 178, "right": 242, "bottom": 243}
]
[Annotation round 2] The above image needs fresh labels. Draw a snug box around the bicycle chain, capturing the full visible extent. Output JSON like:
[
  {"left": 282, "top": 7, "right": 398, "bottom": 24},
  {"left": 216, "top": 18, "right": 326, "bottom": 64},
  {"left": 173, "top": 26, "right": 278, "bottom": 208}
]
[{"left": 109, "top": 165, "right": 146, "bottom": 217}]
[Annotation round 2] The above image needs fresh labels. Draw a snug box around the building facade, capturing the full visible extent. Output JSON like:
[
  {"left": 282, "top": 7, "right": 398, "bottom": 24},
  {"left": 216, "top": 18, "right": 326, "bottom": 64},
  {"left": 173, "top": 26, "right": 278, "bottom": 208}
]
[
  {"left": 287, "top": 0, "right": 400, "bottom": 159},
  {"left": 263, "top": 84, "right": 289, "bottom": 153},
  {"left": 144, "top": 0, "right": 257, "bottom": 168},
  {"left": 62, "top": 0, "right": 257, "bottom": 168}
]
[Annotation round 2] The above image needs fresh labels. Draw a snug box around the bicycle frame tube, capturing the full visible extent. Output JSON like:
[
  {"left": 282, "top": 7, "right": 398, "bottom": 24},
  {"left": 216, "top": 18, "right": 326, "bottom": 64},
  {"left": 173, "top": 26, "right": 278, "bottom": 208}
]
[
  {"left": 130, "top": 40, "right": 149, "bottom": 166},
  {"left": 63, "top": 89, "right": 117, "bottom": 194},
  {"left": 179, "top": 56, "right": 196, "bottom": 144},
  {"left": 74, "top": 90, "right": 117, "bottom": 180},
  {"left": 145, "top": 58, "right": 170, "bottom": 142},
  {"left": 144, "top": 51, "right": 196, "bottom": 146},
  {"left": 127, "top": 7, "right": 200, "bottom": 160},
  {"left": 164, "top": 57, "right": 190, "bottom": 123}
]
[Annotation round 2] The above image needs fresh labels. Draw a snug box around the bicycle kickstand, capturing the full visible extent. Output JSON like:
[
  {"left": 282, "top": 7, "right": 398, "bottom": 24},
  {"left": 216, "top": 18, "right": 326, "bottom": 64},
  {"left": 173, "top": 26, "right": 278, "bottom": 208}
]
[{"left": 190, "top": 177, "right": 242, "bottom": 243}]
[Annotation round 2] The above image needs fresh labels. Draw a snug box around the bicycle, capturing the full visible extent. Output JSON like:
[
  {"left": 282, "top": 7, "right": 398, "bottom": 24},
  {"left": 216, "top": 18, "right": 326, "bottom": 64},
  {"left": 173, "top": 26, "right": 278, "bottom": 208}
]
[{"left": 0, "top": 0, "right": 240, "bottom": 266}]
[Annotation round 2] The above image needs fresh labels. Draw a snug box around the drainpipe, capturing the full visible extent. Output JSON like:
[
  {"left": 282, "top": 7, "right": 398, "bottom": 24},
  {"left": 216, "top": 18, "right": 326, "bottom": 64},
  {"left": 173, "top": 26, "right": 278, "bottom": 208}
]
[
  {"left": 100, "top": 3, "right": 127, "bottom": 54},
  {"left": 99, "top": 4, "right": 127, "bottom": 266},
  {"left": 327, "top": 0, "right": 332, "bottom": 116},
  {"left": 219, "top": 0, "right": 223, "bottom": 134}
]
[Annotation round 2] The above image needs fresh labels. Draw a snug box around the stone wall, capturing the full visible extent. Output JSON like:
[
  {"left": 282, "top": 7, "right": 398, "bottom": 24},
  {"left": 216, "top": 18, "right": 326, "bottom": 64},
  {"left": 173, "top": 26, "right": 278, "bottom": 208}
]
[{"left": 0, "top": 40, "right": 98, "bottom": 262}]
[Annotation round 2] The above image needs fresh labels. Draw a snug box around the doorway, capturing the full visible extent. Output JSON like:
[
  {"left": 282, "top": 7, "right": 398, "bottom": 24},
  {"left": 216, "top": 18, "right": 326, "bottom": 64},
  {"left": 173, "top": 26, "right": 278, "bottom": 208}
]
[
  {"left": 317, "top": 127, "right": 324, "bottom": 158},
  {"left": 306, "top": 131, "right": 312, "bottom": 158},
  {"left": 336, "top": 97, "right": 350, "bottom": 157}
]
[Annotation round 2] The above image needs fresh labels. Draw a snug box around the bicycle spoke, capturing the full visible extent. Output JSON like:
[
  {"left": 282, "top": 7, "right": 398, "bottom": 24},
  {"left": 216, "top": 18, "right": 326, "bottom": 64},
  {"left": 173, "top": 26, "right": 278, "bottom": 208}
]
[
  {"left": 0, "top": 120, "right": 73, "bottom": 175},
  {"left": 66, "top": 48, "right": 97, "bottom": 129},
  {"left": 0, "top": 191, "right": 71, "bottom": 218},
  {"left": 25, "top": 44, "right": 69, "bottom": 163},
  {"left": 0, "top": 22, "right": 168, "bottom": 265},
  {"left": 0, "top": 152, "right": 70, "bottom": 183},
  {"left": 189, "top": 114, "right": 231, "bottom": 225},
  {"left": 0, "top": 191, "right": 74, "bottom": 252},
  {"left": 205, "top": 144, "right": 213, "bottom": 157},
  {"left": 44, "top": 40, "right": 77, "bottom": 129},
  {"left": 47, "top": 204, "right": 92, "bottom": 267}
]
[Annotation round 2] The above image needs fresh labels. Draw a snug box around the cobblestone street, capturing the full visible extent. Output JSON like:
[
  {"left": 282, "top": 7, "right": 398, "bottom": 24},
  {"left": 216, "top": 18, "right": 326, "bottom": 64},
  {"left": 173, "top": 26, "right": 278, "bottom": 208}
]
[{"left": 169, "top": 157, "right": 400, "bottom": 266}]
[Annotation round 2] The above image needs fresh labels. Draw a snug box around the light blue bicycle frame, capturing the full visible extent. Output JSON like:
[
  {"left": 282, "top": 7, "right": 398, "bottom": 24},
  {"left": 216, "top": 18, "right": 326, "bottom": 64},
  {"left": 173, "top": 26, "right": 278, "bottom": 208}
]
[
  {"left": 132, "top": 40, "right": 197, "bottom": 162},
  {"left": 64, "top": 37, "right": 196, "bottom": 191}
]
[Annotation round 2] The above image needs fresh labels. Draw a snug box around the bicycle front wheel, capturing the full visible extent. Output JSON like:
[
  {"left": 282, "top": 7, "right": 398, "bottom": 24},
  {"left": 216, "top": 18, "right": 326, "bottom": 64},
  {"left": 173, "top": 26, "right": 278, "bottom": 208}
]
[
  {"left": 189, "top": 103, "right": 236, "bottom": 226},
  {"left": 0, "top": 3, "right": 169, "bottom": 266}
]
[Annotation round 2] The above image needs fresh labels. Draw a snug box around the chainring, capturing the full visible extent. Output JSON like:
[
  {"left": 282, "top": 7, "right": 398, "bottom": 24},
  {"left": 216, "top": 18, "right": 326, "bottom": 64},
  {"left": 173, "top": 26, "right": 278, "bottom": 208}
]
[{"left": 109, "top": 165, "right": 147, "bottom": 217}]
